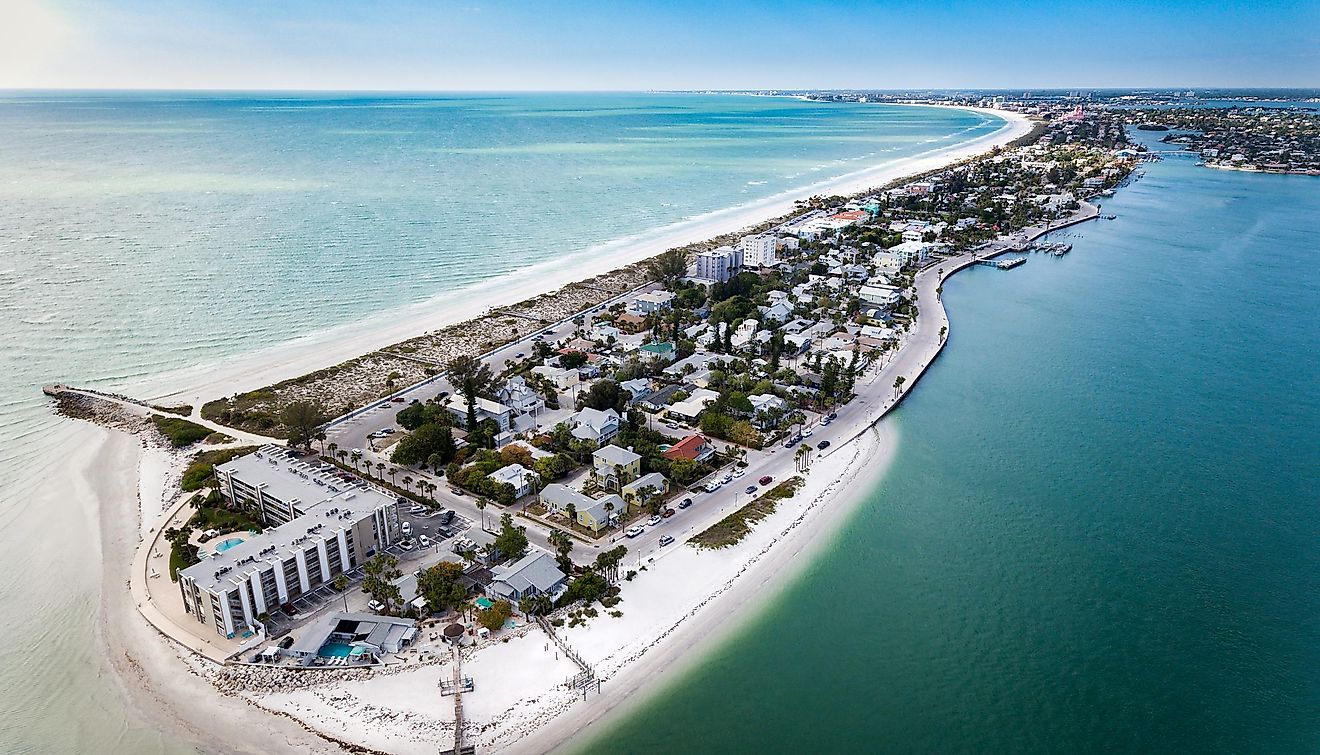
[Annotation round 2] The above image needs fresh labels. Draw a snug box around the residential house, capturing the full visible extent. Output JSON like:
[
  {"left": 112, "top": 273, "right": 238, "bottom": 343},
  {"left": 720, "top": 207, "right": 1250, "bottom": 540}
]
[
  {"left": 621, "top": 472, "right": 670, "bottom": 509},
  {"left": 488, "top": 552, "right": 567, "bottom": 603},
  {"left": 760, "top": 301, "right": 793, "bottom": 325},
  {"left": 662, "top": 434, "right": 716, "bottom": 463},
  {"left": 446, "top": 395, "right": 514, "bottom": 432},
  {"left": 488, "top": 464, "right": 541, "bottom": 499},
  {"left": 748, "top": 393, "right": 789, "bottom": 428},
  {"left": 859, "top": 278, "right": 902, "bottom": 310},
  {"left": 592, "top": 444, "right": 642, "bottom": 491},
  {"left": 631, "top": 290, "right": 675, "bottom": 314},
  {"left": 531, "top": 364, "right": 580, "bottom": 391},
  {"left": 565, "top": 407, "right": 621, "bottom": 445},
  {"left": 637, "top": 341, "right": 676, "bottom": 363},
  {"left": 539, "top": 484, "right": 623, "bottom": 533},
  {"left": 497, "top": 376, "right": 544, "bottom": 416},
  {"left": 667, "top": 388, "right": 720, "bottom": 423},
  {"left": 619, "top": 378, "right": 654, "bottom": 406}
]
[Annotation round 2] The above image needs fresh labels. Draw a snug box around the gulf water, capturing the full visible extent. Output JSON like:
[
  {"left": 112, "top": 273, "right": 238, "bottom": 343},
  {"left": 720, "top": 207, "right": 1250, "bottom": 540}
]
[
  {"left": 0, "top": 94, "right": 1001, "bottom": 753},
  {"left": 588, "top": 134, "right": 1320, "bottom": 751}
]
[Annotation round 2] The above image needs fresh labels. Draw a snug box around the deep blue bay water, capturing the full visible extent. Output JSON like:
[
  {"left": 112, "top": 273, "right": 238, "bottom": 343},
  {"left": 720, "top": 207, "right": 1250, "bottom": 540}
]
[{"left": 588, "top": 135, "right": 1320, "bottom": 752}]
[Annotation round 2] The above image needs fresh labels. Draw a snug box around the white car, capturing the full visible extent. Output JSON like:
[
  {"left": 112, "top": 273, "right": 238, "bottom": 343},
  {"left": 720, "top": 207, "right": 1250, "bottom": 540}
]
[
  {"left": 367, "top": 600, "right": 385, "bottom": 613},
  {"left": 647, "top": 515, "right": 662, "bottom": 526},
  {"left": 732, "top": 469, "right": 746, "bottom": 479},
  {"left": 401, "top": 522, "right": 412, "bottom": 536},
  {"left": 418, "top": 534, "right": 433, "bottom": 547},
  {"left": 625, "top": 525, "right": 644, "bottom": 538},
  {"left": 802, "top": 428, "right": 813, "bottom": 437},
  {"left": 721, "top": 474, "right": 733, "bottom": 484}
]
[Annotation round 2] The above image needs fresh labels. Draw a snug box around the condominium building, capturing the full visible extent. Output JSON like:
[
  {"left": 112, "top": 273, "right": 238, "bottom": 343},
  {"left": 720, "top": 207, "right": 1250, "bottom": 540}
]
[
  {"left": 180, "top": 448, "right": 400, "bottom": 638},
  {"left": 693, "top": 245, "right": 742, "bottom": 283},
  {"left": 738, "top": 233, "right": 779, "bottom": 268}
]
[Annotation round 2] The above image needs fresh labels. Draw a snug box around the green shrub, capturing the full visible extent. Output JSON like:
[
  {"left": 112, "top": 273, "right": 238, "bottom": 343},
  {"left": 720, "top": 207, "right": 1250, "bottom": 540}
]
[{"left": 151, "top": 415, "right": 212, "bottom": 448}]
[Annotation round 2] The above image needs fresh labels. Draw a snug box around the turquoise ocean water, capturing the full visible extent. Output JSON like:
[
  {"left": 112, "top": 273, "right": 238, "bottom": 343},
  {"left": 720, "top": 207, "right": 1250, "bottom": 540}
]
[
  {"left": 0, "top": 93, "right": 1001, "bottom": 753},
  {"left": 587, "top": 133, "right": 1320, "bottom": 752}
]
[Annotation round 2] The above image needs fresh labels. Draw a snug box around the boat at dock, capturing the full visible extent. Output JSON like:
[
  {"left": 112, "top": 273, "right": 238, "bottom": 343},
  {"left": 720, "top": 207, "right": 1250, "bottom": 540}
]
[{"left": 996, "top": 256, "right": 1027, "bottom": 270}]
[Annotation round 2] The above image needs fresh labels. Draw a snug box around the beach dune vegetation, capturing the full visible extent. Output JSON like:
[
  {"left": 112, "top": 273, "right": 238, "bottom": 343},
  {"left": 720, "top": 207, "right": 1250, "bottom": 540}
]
[{"left": 151, "top": 415, "right": 212, "bottom": 448}]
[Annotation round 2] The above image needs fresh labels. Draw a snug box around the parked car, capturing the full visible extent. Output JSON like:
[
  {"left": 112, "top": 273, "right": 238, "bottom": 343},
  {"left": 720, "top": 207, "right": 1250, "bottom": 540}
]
[
  {"left": 648, "top": 515, "right": 662, "bottom": 526},
  {"left": 827, "top": 412, "right": 838, "bottom": 421},
  {"left": 399, "top": 538, "right": 415, "bottom": 551},
  {"left": 661, "top": 508, "right": 675, "bottom": 519},
  {"left": 439, "top": 510, "right": 455, "bottom": 525},
  {"left": 367, "top": 600, "right": 385, "bottom": 612},
  {"left": 401, "top": 522, "right": 412, "bottom": 536},
  {"left": 678, "top": 498, "right": 693, "bottom": 509},
  {"left": 732, "top": 469, "right": 746, "bottom": 479},
  {"left": 802, "top": 428, "right": 813, "bottom": 437},
  {"left": 418, "top": 535, "right": 433, "bottom": 548},
  {"left": 658, "top": 535, "right": 674, "bottom": 547},
  {"left": 821, "top": 417, "right": 832, "bottom": 426},
  {"left": 817, "top": 440, "right": 831, "bottom": 450},
  {"left": 744, "top": 486, "right": 757, "bottom": 495},
  {"left": 758, "top": 475, "right": 773, "bottom": 486},
  {"left": 449, "top": 487, "right": 465, "bottom": 496},
  {"left": 625, "top": 525, "right": 644, "bottom": 538},
  {"left": 391, "top": 397, "right": 405, "bottom": 403}
]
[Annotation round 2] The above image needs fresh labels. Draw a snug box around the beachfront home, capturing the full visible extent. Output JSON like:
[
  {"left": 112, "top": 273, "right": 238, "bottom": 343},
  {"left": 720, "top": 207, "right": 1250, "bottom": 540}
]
[
  {"left": 748, "top": 393, "right": 789, "bottom": 427},
  {"left": 539, "top": 484, "right": 622, "bottom": 532},
  {"left": 592, "top": 444, "right": 642, "bottom": 490},
  {"left": 488, "top": 464, "right": 541, "bottom": 499},
  {"left": 637, "top": 341, "right": 676, "bottom": 363},
  {"left": 662, "top": 434, "right": 716, "bottom": 463},
  {"left": 488, "top": 552, "right": 567, "bottom": 603},
  {"left": 565, "top": 407, "right": 621, "bottom": 445},
  {"left": 445, "top": 394, "right": 514, "bottom": 432},
  {"left": 621, "top": 472, "right": 670, "bottom": 509},
  {"left": 630, "top": 290, "right": 675, "bottom": 315},
  {"left": 283, "top": 613, "right": 417, "bottom": 664}
]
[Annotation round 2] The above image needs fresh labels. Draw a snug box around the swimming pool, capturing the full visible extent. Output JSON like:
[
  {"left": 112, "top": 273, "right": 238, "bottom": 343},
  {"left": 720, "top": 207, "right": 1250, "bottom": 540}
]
[
  {"left": 214, "top": 537, "right": 244, "bottom": 553},
  {"left": 318, "top": 642, "right": 355, "bottom": 658}
]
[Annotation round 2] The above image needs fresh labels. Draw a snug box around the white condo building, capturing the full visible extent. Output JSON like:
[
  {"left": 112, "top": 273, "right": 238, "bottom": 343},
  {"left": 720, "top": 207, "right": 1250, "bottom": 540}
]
[
  {"left": 738, "top": 233, "right": 779, "bottom": 268},
  {"left": 693, "top": 245, "right": 742, "bottom": 283},
  {"left": 180, "top": 449, "right": 400, "bottom": 638}
]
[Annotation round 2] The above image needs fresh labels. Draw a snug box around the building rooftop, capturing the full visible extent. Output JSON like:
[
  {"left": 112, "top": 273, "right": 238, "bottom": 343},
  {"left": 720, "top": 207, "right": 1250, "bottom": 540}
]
[
  {"left": 594, "top": 444, "right": 642, "bottom": 466},
  {"left": 184, "top": 450, "right": 396, "bottom": 593}
]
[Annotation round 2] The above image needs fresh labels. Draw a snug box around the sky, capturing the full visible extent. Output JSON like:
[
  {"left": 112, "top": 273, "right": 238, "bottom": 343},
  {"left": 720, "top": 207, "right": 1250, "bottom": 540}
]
[{"left": 2, "top": 0, "right": 1317, "bottom": 91}]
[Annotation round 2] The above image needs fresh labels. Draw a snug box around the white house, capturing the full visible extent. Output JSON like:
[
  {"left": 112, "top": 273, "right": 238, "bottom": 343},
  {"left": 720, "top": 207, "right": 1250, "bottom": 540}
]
[
  {"left": 566, "top": 407, "right": 621, "bottom": 445},
  {"left": 489, "top": 464, "right": 540, "bottom": 499},
  {"left": 497, "top": 376, "right": 544, "bottom": 416},
  {"left": 631, "top": 290, "right": 675, "bottom": 315},
  {"left": 531, "top": 364, "right": 579, "bottom": 391},
  {"left": 619, "top": 378, "right": 654, "bottom": 406},
  {"left": 667, "top": 388, "right": 720, "bottom": 422},
  {"left": 446, "top": 395, "right": 514, "bottom": 432},
  {"left": 859, "top": 278, "right": 902, "bottom": 310}
]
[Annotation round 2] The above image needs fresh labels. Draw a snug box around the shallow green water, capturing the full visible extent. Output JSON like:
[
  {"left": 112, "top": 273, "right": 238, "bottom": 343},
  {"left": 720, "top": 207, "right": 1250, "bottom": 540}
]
[{"left": 587, "top": 136, "right": 1320, "bottom": 752}]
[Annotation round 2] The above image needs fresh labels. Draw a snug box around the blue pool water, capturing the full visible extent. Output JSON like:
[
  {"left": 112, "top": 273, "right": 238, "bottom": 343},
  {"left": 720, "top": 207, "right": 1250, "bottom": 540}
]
[
  {"left": 214, "top": 537, "right": 244, "bottom": 553},
  {"left": 318, "top": 643, "right": 355, "bottom": 658}
]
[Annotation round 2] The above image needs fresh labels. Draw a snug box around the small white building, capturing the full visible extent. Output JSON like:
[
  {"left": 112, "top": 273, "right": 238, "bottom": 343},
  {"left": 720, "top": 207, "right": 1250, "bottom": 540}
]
[
  {"left": 489, "top": 464, "right": 541, "bottom": 499},
  {"left": 566, "top": 407, "right": 621, "bottom": 445},
  {"left": 631, "top": 290, "right": 675, "bottom": 315}
]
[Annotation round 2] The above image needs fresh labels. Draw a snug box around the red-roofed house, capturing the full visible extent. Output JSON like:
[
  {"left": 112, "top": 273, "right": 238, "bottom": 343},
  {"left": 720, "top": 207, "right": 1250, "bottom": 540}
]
[{"left": 662, "top": 434, "right": 716, "bottom": 463}]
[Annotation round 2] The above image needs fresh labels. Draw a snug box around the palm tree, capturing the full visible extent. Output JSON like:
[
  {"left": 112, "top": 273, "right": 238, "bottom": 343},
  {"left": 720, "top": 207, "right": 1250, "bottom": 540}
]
[
  {"left": 401, "top": 475, "right": 413, "bottom": 492},
  {"left": 350, "top": 450, "right": 363, "bottom": 470},
  {"left": 327, "top": 442, "right": 338, "bottom": 460},
  {"left": 603, "top": 500, "right": 615, "bottom": 529},
  {"left": 337, "top": 449, "right": 348, "bottom": 465},
  {"left": 795, "top": 445, "right": 810, "bottom": 472},
  {"left": 893, "top": 375, "right": 907, "bottom": 398},
  {"left": 375, "top": 461, "right": 385, "bottom": 481},
  {"left": 564, "top": 502, "right": 577, "bottom": 531},
  {"left": 476, "top": 496, "right": 489, "bottom": 531},
  {"left": 315, "top": 431, "right": 327, "bottom": 452},
  {"left": 388, "top": 467, "right": 398, "bottom": 486}
]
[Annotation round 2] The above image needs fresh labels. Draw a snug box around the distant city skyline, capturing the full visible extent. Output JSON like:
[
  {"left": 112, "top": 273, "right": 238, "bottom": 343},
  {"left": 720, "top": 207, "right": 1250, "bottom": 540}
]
[{"left": 3, "top": 0, "right": 1318, "bottom": 91}]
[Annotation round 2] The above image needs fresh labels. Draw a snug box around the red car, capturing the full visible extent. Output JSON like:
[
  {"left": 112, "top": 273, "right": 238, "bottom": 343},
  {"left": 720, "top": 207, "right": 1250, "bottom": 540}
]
[
  {"left": 661, "top": 508, "right": 676, "bottom": 518},
  {"left": 759, "top": 475, "right": 773, "bottom": 486}
]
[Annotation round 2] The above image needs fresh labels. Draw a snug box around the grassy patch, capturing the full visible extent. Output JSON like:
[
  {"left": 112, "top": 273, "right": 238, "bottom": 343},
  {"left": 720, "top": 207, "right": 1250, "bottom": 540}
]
[
  {"left": 188, "top": 505, "right": 264, "bottom": 535},
  {"left": 690, "top": 477, "right": 804, "bottom": 550},
  {"left": 169, "top": 541, "right": 198, "bottom": 581},
  {"left": 151, "top": 404, "right": 193, "bottom": 416},
  {"left": 151, "top": 415, "right": 212, "bottom": 448},
  {"left": 181, "top": 446, "right": 258, "bottom": 491}
]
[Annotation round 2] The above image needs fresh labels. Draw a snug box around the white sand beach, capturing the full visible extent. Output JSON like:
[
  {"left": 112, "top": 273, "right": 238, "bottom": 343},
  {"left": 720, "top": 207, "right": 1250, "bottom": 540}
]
[{"left": 66, "top": 104, "right": 1031, "bottom": 755}]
